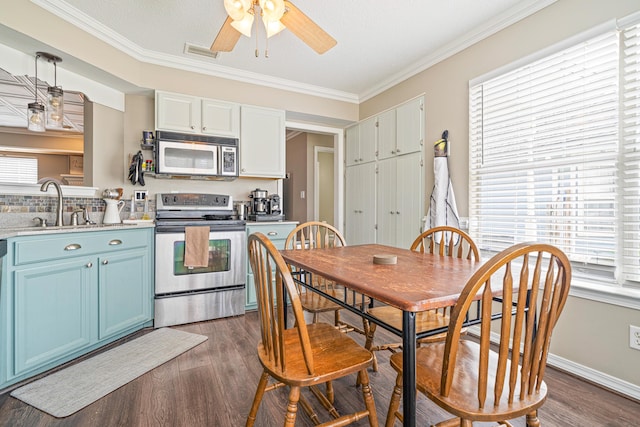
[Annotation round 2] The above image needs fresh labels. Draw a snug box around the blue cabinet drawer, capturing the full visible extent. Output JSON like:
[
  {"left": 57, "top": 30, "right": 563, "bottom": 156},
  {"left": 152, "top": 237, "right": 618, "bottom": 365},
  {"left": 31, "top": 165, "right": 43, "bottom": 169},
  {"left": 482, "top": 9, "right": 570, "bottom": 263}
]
[
  {"left": 247, "top": 223, "right": 296, "bottom": 248},
  {"left": 12, "top": 228, "right": 149, "bottom": 266}
]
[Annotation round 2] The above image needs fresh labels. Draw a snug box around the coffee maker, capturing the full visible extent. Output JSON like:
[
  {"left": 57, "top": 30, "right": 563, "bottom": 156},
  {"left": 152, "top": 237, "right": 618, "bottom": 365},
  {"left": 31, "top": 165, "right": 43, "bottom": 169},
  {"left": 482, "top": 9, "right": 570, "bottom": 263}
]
[{"left": 247, "top": 188, "right": 284, "bottom": 221}]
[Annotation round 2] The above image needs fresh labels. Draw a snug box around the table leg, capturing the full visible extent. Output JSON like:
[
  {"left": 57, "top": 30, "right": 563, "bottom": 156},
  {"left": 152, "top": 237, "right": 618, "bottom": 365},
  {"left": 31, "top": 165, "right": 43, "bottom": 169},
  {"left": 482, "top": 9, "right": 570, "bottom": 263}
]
[{"left": 402, "top": 310, "right": 416, "bottom": 427}]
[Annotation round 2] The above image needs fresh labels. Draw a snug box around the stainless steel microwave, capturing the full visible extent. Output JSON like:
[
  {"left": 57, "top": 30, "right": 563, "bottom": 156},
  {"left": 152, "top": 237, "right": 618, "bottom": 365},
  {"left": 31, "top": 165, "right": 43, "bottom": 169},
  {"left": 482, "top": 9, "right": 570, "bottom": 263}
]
[{"left": 155, "top": 131, "right": 238, "bottom": 178}]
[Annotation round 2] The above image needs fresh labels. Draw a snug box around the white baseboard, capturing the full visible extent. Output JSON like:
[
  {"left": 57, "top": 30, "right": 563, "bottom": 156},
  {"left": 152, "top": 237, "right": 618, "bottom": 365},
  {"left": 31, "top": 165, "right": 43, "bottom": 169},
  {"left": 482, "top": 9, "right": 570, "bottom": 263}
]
[{"left": 467, "top": 326, "right": 640, "bottom": 401}]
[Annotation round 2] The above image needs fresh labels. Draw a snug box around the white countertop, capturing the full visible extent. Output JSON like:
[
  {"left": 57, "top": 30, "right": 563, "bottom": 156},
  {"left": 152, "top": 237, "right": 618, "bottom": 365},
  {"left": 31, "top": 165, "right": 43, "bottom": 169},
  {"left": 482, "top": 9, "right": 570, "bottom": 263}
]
[{"left": 0, "top": 222, "right": 155, "bottom": 239}]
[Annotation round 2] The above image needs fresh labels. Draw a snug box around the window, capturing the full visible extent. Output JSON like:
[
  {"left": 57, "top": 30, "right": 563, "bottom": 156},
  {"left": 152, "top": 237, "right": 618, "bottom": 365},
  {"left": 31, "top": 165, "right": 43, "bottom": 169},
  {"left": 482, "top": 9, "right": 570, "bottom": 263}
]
[
  {"left": 0, "top": 156, "right": 38, "bottom": 184},
  {"left": 470, "top": 19, "right": 640, "bottom": 291}
]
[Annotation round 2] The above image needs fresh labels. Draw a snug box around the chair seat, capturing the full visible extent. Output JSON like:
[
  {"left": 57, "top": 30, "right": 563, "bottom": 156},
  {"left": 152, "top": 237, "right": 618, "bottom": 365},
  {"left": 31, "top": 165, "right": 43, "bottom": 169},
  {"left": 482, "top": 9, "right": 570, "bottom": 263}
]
[
  {"left": 389, "top": 339, "right": 548, "bottom": 422},
  {"left": 258, "top": 323, "right": 373, "bottom": 387},
  {"left": 368, "top": 305, "right": 448, "bottom": 332},
  {"left": 300, "top": 287, "right": 370, "bottom": 314}
]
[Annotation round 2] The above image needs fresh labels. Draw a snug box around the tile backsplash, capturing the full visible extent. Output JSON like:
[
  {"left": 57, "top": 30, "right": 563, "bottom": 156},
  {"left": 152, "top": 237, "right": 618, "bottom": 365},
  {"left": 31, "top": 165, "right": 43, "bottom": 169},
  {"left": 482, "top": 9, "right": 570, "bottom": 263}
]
[{"left": 0, "top": 195, "right": 155, "bottom": 228}]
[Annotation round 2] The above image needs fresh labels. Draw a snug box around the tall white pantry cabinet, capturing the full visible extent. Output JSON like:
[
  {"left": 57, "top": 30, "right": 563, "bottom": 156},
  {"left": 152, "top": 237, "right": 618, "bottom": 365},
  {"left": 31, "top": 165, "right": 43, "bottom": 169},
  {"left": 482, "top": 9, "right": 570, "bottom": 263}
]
[{"left": 345, "top": 96, "right": 425, "bottom": 248}]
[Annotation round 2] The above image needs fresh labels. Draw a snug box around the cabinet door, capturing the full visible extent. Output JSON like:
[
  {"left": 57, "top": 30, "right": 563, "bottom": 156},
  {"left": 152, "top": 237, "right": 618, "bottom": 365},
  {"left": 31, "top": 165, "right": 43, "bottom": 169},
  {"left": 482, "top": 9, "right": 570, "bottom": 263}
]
[
  {"left": 377, "top": 109, "right": 397, "bottom": 160},
  {"left": 396, "top": 153, "right": 424, "bottom": 248},
  {"left": 246, "top": 223, "right": 296, "bottom": 310},
  {"left": 359, "top": 117, "right": 377, "bottom": 164},
  {"left": 240, "top": 106, "right": 285, "bottom": 178},
  {"left": 376, "top": 158, "right": 397, "bottom": 246},
  {"left": 201, "top": 99, "right": 240, "bottom": 137},
  {"left": 346, "top": 163, "right": 376, "bottom": 245},
  {"left": 13, "top": 258, "right": 95, "bottom": 376},
  {"left": 396, "top": 97, "right": 424, "bottom": 155},
  {"left": 156, "top": 91, "right": 200, "bottom": 133},
  {"left": 98, "top": 248, "right": 152, "bottom": 340},
  {"left": 345, "top": 125, "right": 360, "bottom": 167}
]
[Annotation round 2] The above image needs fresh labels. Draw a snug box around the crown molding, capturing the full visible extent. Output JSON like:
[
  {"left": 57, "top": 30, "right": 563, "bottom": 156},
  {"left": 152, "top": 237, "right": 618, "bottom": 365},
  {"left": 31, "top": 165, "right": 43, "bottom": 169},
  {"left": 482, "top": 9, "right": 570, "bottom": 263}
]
[{"left": 31, "top": 0, "right": 359, "bottom": 104}]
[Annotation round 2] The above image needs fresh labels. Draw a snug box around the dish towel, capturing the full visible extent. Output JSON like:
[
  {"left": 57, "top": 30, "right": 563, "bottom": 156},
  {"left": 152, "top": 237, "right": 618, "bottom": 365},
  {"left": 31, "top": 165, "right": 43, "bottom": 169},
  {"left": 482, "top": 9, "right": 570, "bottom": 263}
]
[
  {"left": 184, "top": 226, "right": 210, "bottom": 268},
  {"left": 426, "top": 156, "right": 460, "bottom": 243}
]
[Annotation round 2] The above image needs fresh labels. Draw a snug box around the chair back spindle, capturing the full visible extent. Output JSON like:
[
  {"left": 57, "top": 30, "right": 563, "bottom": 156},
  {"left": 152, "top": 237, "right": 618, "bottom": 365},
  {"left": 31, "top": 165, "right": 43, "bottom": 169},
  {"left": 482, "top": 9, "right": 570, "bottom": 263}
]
[{"left": 440, "top": 243, "right": 571, "bottom": 409}]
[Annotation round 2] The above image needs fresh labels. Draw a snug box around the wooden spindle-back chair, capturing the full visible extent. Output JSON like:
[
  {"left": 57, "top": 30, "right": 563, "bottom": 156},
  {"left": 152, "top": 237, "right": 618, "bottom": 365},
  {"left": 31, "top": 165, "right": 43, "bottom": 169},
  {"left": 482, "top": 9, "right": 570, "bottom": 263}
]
[
  {"left": 364, "top": 226, "right": 480, "bottom": 371},
  {"left": 385, "top": 242, "right": 571, "bottom": 427},
  {"left": 246, "top": 232, "right": 378, "bottom": 427},
  {"left": 285, "top": 221, "right": 368, "bottom": 335}
]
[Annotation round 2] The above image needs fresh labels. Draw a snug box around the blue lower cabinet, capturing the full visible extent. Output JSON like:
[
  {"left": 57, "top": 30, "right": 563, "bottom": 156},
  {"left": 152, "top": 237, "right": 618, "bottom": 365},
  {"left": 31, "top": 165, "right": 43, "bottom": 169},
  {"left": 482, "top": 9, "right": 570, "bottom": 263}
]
[
  {"left": 245, "top": 222, "right": 297, "bottom": 311},
  {"left": 0, "top": 227, "right": 154, "bottom": 389}
]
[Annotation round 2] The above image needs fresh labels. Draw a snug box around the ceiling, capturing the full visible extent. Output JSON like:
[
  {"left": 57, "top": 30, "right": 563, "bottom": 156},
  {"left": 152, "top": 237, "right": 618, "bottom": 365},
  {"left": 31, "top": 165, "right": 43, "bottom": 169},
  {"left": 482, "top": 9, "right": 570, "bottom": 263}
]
[{"left": 36, "top": 0, "right": 554, "bottom": 102}]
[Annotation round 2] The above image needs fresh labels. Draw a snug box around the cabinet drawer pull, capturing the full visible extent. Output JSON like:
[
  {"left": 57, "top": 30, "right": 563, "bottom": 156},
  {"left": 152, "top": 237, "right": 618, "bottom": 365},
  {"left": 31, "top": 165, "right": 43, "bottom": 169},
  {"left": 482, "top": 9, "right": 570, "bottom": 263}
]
[
  {"left": 102, "top": 260, "right": 109, "bottom": 265},
  {"left": 64, "top": 243, "right": 81, "bottom": 251},
  {"left": 86, "top": 262, "right": 93, "bottom": 268},
  {"left": 108, "top": 239, "right": 123, "bottom": 246},
  {"left": 267, "top": 231, "right": 278, "bottom": 236}
]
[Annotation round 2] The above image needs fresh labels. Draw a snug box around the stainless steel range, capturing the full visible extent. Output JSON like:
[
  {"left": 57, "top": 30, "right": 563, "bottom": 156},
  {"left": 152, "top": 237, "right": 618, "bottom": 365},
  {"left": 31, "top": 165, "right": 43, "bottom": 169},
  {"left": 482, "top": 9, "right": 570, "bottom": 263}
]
[{"left": 154, "top": 193, "right": 246, "bottom": 327}]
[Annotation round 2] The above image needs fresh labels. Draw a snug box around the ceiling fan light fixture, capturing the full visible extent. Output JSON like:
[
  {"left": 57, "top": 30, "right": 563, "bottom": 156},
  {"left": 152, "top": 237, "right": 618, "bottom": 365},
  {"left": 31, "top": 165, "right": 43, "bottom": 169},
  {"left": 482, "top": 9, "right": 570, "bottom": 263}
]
[
  {"left": 230, "top": 11, "right": 254, "bottom": 37},
  {"left": 262, "top": 16, "right": 285, "bottom": 38},
  {"left": 259, "top": 0, "right": 285, "bottom": 21},
  {"left": 224, "top": 0, "right": 252, "bottom": 21}
]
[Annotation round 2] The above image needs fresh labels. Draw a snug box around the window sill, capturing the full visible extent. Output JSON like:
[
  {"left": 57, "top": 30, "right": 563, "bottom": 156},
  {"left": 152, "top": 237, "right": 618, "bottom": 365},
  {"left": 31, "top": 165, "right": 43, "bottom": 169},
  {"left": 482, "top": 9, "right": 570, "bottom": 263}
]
[{"left": 569, "top": 279, "right": 640, "bottom": 311}]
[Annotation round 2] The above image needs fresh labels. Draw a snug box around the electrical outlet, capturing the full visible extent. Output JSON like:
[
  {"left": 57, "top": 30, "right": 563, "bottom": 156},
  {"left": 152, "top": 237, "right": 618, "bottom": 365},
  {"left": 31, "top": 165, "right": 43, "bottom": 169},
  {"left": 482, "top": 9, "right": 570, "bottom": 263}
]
[
  {"left": 630, "top": 325, "right": 640, "bottom": 351},
  {"left": 134, "top": 190, "right": 148, "bottom": 201}
]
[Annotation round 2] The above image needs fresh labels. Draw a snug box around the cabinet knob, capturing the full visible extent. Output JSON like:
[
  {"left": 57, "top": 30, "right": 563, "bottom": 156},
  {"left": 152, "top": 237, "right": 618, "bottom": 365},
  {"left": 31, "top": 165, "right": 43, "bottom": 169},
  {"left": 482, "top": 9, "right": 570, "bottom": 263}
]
[
  {"left": 64, "top": 243, "right": 81, "bottom": 251},
  {"left": 241, "top": 168, "right": 246, "bottom": 172},
  {"left": 390, "top": 211, "right": 395, "bottom": 214},
  {"left": 102, "top": 260, "right": 109, "bottom": 265},
  {"left": 391, "top": 150, "right": 396, "bottom": 154},
  {"left": 359, "top": 158, "right": 363, "bottom": 161},
  {"left": 267, "top": 231, "right": 278, "bottom": 236},
  {"left": 190, "top": 125, "right": 195, "bottom": 130},
  {"left": 108, "top": 239, "right": 123, "bottom": 246},
  {"left": 86, "top": 262, "right": 93, "bottom": 268},
  {"left": 396, "top": 211, "right": 400, "bottom": 215},
  {"left": 396, "top": 148, "right": 401, "bottom": 153},
  {"left": 202, "top": 127, "right": 207, "bottom": 131}
]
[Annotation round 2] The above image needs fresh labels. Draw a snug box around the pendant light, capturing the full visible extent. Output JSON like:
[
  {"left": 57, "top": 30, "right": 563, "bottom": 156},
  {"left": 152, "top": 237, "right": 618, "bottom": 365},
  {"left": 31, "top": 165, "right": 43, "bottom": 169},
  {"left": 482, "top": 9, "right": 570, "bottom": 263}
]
[
  {"left": 27, "top": 53, "right": 45, "bottom": 132},
  {"left": 40, "top": 52, "right": 64, "bottom": 129}
]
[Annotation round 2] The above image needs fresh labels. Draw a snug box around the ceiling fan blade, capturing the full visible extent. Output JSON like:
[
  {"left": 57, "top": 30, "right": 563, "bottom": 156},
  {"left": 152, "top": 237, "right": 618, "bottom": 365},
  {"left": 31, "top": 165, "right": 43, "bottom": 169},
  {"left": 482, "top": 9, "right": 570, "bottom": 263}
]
[
  {"left": 210, "top": 16, "right": 241, "bottom": 52},
  {"left": 280, "top": 1, "right": 336, "bottom": 54}
]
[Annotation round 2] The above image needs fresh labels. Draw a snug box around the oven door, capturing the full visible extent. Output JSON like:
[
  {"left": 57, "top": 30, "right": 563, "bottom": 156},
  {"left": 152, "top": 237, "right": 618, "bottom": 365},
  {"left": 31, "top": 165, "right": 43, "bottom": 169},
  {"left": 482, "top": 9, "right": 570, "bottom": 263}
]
[{"left": 155, "top": 229, "right": 246, "bottom": 295}]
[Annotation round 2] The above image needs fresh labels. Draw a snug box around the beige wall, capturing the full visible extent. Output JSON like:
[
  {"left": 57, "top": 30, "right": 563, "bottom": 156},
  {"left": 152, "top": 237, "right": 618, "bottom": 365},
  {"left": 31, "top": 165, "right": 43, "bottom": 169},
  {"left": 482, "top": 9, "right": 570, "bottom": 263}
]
[
  {"left": 361, "top": 0, "right": 640, "bottom": 389},
  {"left": 306, "top": 134, "right": 333, "bottom": 221}
]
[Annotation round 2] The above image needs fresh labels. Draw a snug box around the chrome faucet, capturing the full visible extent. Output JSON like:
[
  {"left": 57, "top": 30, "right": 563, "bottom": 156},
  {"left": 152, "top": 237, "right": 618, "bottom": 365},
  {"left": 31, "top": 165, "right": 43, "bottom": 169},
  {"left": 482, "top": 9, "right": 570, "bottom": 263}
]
[{"left": 40, "top": 179, "right": 64, "bottom": 226}]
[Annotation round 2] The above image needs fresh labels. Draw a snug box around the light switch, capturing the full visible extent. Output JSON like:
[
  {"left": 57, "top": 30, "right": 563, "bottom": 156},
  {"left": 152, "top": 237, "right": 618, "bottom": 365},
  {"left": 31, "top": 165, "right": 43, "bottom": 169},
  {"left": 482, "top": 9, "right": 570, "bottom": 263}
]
[{"left": 300, "top": 190, "right": 305, "bottom": 199}]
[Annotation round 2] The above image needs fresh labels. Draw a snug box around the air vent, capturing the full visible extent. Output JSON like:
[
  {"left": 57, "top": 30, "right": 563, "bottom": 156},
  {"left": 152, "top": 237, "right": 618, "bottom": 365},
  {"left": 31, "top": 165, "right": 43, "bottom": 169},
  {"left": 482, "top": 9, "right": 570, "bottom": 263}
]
[{"left": 184, "top": 43, "right": 219, "bottom": 59}]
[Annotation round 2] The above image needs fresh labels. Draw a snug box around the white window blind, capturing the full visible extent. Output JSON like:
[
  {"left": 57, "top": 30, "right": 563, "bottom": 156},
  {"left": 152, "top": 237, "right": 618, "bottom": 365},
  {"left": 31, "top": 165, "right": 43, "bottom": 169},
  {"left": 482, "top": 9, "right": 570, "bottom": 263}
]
[
  {"left": 0, "top": 156, "right": 38, "bottom": 184},
  {"left": 622, "top": 22, "right": 640, "bottom": 283},
  {"left": 469, "top": 30, "right": 623, "bottom": 284}
]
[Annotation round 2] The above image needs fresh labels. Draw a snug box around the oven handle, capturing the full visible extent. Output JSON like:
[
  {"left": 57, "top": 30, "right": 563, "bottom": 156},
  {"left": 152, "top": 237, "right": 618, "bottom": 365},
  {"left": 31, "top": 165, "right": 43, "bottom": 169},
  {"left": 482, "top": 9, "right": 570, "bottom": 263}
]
[{"left": 156, "top": 225, "right": 246, "bottom": 233}]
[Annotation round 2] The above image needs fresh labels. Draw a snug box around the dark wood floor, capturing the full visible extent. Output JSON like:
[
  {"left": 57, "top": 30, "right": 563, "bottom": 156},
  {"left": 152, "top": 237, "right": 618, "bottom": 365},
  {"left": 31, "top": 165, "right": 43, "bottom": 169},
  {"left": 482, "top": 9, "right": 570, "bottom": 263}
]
[{"left": 1, "top": 309, "right": 639, "bottom": 426}]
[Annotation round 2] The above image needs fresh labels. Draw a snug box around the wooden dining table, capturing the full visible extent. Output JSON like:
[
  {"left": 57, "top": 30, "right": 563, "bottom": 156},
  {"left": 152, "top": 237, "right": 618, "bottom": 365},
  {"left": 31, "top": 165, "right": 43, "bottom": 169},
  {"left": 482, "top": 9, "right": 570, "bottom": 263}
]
[{"left": 280, "top": 243, "right": 481, "bottom": 427}]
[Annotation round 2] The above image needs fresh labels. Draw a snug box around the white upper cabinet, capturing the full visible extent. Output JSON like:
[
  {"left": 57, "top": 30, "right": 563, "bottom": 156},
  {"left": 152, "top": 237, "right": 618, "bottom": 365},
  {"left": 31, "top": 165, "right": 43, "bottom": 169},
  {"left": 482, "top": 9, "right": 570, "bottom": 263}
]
[
  {"left": 156, "top": 91, "right": 200, "bottom": 133},
  {"left": 345, "top": 118, "right": 376, "bottom": 166},
  {"left": 240, "top": 105, "right": 285, "bottom": 178},
  {"left": 155, "top": 91, "right": 240, "bottom": 137},
  {"left": 201, "top": 99, "right": 240, "bottom": 137},
  {"left": 396, "top": 96, "right": 424, "bottom": 155},
  {"left": 376, "top": 109, "right": 397, "bottom": 160}
]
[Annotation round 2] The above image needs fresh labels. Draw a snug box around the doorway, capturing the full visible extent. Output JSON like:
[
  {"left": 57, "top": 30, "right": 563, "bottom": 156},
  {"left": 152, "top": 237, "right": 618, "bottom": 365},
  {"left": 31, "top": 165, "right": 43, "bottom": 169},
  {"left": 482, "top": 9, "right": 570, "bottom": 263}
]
[{"left": 284, "top": 122, "right": 344, "bottom": 232}]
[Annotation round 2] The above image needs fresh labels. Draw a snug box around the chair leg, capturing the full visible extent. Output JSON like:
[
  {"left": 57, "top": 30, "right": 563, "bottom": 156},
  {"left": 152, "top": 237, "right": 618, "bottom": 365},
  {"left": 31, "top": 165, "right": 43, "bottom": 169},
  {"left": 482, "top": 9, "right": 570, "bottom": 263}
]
[
  {"left": 364, "top": 323, "right": 379, "bottom": 372},
  {"left": 246, "top": 371, "right": 269, "bottom": 427},
  {"left": 526, "top": 410, "right": 541, "bottom": 427},
  {"left": 334, "top": 309, "right": 341, "bottom": 327},
  {"left": 326, "top": 380, "right": 334, "bottom": 404},
  {"left": 385, "top": 372, "right": 403, "bottom": 427},
  {"left": 284, "top": 386, "right": 301, "bottom": 427},
  {"left": 358, "top": 369, "right": 379, "bottom": 427}
]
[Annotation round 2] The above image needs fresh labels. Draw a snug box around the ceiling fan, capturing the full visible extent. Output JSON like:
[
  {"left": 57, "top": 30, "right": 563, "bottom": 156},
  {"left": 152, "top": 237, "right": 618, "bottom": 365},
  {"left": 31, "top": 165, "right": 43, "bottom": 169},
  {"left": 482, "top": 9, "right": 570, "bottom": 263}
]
[{"left": 210, "top": 0, "right": 337, "bottom": 55}]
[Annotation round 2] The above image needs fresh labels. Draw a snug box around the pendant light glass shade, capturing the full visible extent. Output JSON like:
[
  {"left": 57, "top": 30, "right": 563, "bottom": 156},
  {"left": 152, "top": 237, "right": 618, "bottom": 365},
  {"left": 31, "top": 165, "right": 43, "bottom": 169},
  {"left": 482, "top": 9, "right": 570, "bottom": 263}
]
[
  {"left": 27, "top": 101, "right": 46, "bottom": 132},
  {"left": 47, "top": 85, "right": 64, "bottom": 128}
]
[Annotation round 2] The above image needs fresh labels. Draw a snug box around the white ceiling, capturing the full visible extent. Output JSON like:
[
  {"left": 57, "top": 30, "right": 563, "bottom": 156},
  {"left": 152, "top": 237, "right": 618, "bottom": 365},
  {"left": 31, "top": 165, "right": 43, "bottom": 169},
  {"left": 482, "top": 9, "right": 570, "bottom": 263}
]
[{"left": 35, "top": 0, "right": 554, "bottom": 102}]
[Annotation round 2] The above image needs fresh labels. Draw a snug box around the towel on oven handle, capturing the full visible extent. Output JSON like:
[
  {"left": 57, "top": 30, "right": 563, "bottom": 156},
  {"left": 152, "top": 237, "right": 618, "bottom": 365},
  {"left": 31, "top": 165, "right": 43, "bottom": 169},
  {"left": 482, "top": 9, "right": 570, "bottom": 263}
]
[{"left": 184, "top": 226, "right": 210, "bottom": 268}]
